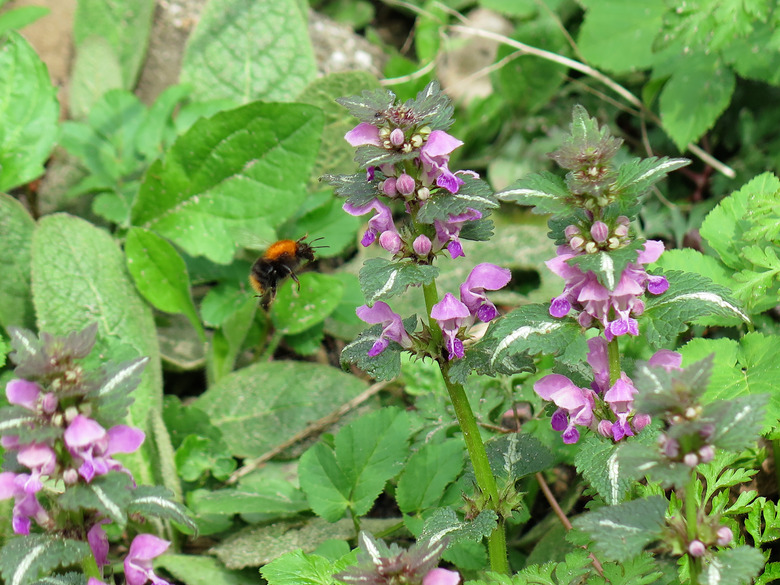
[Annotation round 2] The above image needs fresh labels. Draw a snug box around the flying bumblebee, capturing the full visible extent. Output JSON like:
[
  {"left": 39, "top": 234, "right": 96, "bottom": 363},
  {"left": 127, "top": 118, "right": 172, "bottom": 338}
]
[{"left": 249, "top": 236, "right": 324, "bottom": 307}]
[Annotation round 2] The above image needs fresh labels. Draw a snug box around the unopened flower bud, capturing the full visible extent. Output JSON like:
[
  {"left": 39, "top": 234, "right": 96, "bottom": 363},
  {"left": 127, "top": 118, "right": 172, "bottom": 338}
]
[
  {"left": 564, "top": 225, "right": 580, "bottom": 240},
  {"left": 569, "top": 236, "right": 585, "bottom": 251},
  {"left": 423, "top": 568, "right": 461, "bottom": 585},
  {"left": 608, "top": 237, "right": 620, "bottom": 249},
  {"left": 379, "top": 127, "right": 391, "bottom": 139},
  {"left": 379, "top": 231, "right": 402, "bottom": 254},
  {"left": 684, "top": 453, "right": 699, "bottom": 467},
  {"left": 685, "top": 407, "right": 698, "bottom": 419},
  {"left": 632, "top": 413, "right": 651, "bottom": 432},
  {"left": 390, "top": 128, "right": 405, "bottom": 146},
  {"left": 616, "top": 215, "right": 630, "bottom": 226},
  {"left": 64, "top": 406, "right": 79, "bottom": 424},
  {"left": 662, "top": 437, "right": 679, "bottom": 458},
  {"left": 413, "top": 234, "right": 432, "bottom": 256},
  {"left": 597, "top": 420, "right": 613, "bottom": 437},
  {"left": 716, "top": 526, "right": 733, "bottom": 546},
  {"left": 688, "top": 540, "right": 706, "bottom": 557},
  {"left": 590, "top": 221, "right": 609, "bottom": 243},
  {"left": 698, "top": 445, "right": 715, "bottom": 463},
  {"left": 63, "top": 468, "right": 79, "bottom": 484},
  {"left": 410, "top": 134, "right": 424, "bottom": 148},
  {"left": 382, "top": 177, "right": 398, "bottom": 197},
  {"left": 41, "top": 393, "right": 58, "bottom": 414},
  {"left": 417, "top": 187, "right": 430, "bottom": 201},
  {"left": 418, "top": 125, "right": 432, "bottom": 138},
  {"left": 614, "top": 225, "right": 629, "bottom": 238},
  {"left": 700, "top": 424, "right": 715, "bottom": 441},
  {"left": 584, "top": 241, "right": 598, "bottom": 254},
  {"left": 396, "top": 173, "right": 416, "bottom": 196}
]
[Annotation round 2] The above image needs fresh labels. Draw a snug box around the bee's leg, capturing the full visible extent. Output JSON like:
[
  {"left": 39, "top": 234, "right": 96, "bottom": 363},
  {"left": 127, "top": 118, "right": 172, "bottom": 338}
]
[{"left": 289, "top": 271, "right": 301, "bottom": 291}]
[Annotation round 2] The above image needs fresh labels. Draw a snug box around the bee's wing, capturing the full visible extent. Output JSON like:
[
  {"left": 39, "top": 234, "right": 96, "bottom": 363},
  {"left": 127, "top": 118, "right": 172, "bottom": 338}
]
[{"left": 233, "top": 229, "right": 273, "bottom": 253}]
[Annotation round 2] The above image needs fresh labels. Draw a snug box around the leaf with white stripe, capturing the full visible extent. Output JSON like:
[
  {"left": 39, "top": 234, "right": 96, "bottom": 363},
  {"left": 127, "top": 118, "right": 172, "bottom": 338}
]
[
  {"left": 91, "top": 356, "right": 149, "bottom": 425},
  {"left": 420, "top": 507, "right": 497, "bottom": 545},
  {"left": 57, "top": 472, "right": 133, "bottom": 526},
  {"left": 497, "top": 171, "right": 572, "bottom": 216},
  {"left": 415, "top": 175, "right": 498, "bottom": 224},
  {"left": 705, "top": 394, "right": 769, "bottom": 452},
  {"left": 642, "top": 270, "right": 750, "bottom": 346},
  {"left": 341, "top": 316, "right": 417, "bottom": 382},
  {"left": 129, "top": 485, "right": 197, "bottom": 533},
  {"left": 701, "top": 546, "right": 765, "bottom": 585},
  {"left": 571, "top": 495, "right": 667, "bottom": 562},
  {"left": 575, "top": 435, "right": 634, "bottom": 505},
  {"left": 478, "top": 303, "right": 587, "bottom": 367},
  {"left": 359, "top": 258, "right": 438, "bottom": 304},
  {"left": 613, "top": 156, "right": 690, "bottom": 201},
  {"left": 30, "top": 572, "right": 84, "bottom": 585},
  {"left": 568, "top": 241, "right": 644, "bottom": 291},
  {"left": 0, "top": 535, "right": 89, "bottom": 585},
  {"left": 320, "top": 171, "right": 381, "bottom": 207}
]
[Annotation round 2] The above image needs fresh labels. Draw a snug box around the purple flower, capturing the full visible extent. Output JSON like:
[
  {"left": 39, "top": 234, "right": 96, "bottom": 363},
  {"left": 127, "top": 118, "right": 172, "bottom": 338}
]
[
  {"left": 648, "top": 349, "right": 682, "bottom": 371},
  {"left": 716, "top": 526, "right": 733, "bottom": 546},
  {"left": 434, "top": 209, "right": 481, "bottom": 259},
  {"left": 688, "top": 540, "right": 706, "bottom": 557},
  {"left": 413, "top": 234, "right": 432, "bottom": 257},
  {"left": 459, "top": 263, "right": 511, "bottom": 322},
  {"left": 534, "top": 374, "right": 595, "bottom": 444},
  {"left": 64, "top": 415, "right": 145, "bottom": 482},
  {"left": 6, "top": 378, "right": 44, "bottom": 411},
  {"left": 356, "top": 302, "right": 412, "bottom": 356},
  {"left": 88, "top": 520, "right": 110, "bottom": 568},
  {"left": 0, "top": 472, "right": 50, "bottom": 534},
  {"left": 124, "top": 534, "right": 172, "bottom": 585},
  {"left": 16, "top": 442, "right": 57, "bottom": 493},
  {"left": 343, "top": 199, "right": 397, "bottom": 247},
  {"left": 423, "top": 568, "right": 461, "bottom": 585},
  {"left": 603, "top": 374, "right": 638, "bottom": 441},
  {"left": 431, "top": 293, "right": 470, "bottom": 359},
  {"left": 379, "top": 231, "right": 402, "bottom": 254},
  {"left": 420, "top": 130, "right": 464, "bottom": 193},
  {"left": 345, "top": 122, "right": 381, "bottom": 147},
  {"left": 396, "top": 173, "right": 416, "bottom": 197}
]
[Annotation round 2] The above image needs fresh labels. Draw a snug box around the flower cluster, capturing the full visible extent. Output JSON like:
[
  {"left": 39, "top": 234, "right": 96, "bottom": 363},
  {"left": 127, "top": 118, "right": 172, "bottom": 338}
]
[
  {"left": 335, "top": 532, "right": 459, "bottom": 585},
  {"left": 356, "top": 263, "right": 511, "bottom": 361},
  {"left": 89, "top": 527, "right": 171, "bottom": 585},
  {"left": 547, "top": 236, "right": 669, "bottom": 340},
  {"left": 534, "top": 338, "right": 681, "bottom": 444}
]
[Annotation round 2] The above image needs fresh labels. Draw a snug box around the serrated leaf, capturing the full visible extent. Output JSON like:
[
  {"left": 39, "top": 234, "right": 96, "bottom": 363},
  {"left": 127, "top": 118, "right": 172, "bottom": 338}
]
[
  {"left": 701, "top": 546, "right": 765, "bottom": 585},
  {"left": 704, "top": 394, "right": 768, "bottom": 452},
  {"left": 497, "top": 171, "right": 573, "bottom": 216},
  {"left": 193, "top": 360, "right": 368, "bottom": 458},
  {"left": 0, "top": 406, "right": 42, "bottom": 438},
  {"left": 31, "top": 214, "right": 162, "bottom": 486},
  {"left": 658, "top": 52, "right": 735, "bottom": 149},
  {"left": 128, "top": 485, "right": 197, "bottom": 533},
  {"left": 420, "top": 508, "right": 497, "bottom": 544},
  {"left": 58, "top": 472, "right": 134, "bottom": 526},
  {"left": 156, "top": 555, "right": 258, "bottom": 585},
  {"left": 91, "top": 356, "right": 149, "bottom": 425},
  {"left": 396, "top": 440, "right": 464, "bottom": 514},
  {"left": 131, "top": 102, "right": 323, "bottom": 264},
  {"left": 641, "top": 270, "right": 749, "bottom": 346},
  {"left": 0, "top": 535, "right": 90, "bottom": 585},
  {"left": 0, "top": 195, "right": 35, "bottom": 330},
  {"left": 0, "top": 32, "right": 59, "bottom": 192},
  {"left": 415, "top": 175, "right": 499, "bottom": 224},
  {"left": 568, "top": 242, "right": 644, "bottom": 291},
  {"left": 571, "top": 495, "right": 667, "bottom": 562},
  {"left": 180, "top": 0, "right": 316, "bottom": 103},
  {"left": 270, "top": 273, "right": 345, "bottom": 335},
  {"left": 478, "top": 303, "right": 588, "bottom": 367},
  {"left": 191, "top": 481, "right": 308, "bottom": 519},
  {"left": 261, "top": 549, "right": 341, "bottom": 585},
  {"left": 320, "top": 172, "right": 382, "bottom": 207},
  {"left": 575, "top": 435, "right": 632, "bottom": 505},
  {"left": 359, "top": 259, "right": 439, "bottom": 304},
  {"left": 612, "top": 156, "right": 691, "bottom": 200},
  {"left": 336, "top": 86, "right": 396, "bottom": 124},
  {"left": 340, "top": 317, "right": 416, "bottom": 382},
  {"left": 484, "top": 433, "right": 554, "bottom": 482},
  {"left": 299, "top": 407, "right": 410, "bottom": 521},
  {"left": 125, "top": 227, "right": 205, "bottom": 341}
]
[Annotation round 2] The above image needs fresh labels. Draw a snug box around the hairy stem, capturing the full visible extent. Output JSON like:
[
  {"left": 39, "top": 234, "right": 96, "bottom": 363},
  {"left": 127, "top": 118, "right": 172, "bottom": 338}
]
[
  {"left": 607, "top": 336, "right": 621, "bottom": 386},
  {"left": 685, "top": 475, "right": 701, "bottom": 585}
]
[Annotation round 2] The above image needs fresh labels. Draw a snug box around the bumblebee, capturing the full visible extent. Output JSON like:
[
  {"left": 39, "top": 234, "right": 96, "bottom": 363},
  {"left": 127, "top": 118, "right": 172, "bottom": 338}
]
[{"left": 249, "top": 236, "right": 322, "bottom": 307}]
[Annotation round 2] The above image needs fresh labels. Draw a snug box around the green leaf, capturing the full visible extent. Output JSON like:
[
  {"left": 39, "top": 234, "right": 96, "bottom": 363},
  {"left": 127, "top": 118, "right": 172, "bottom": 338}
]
[
  {"left": 155, "top": 555, "right": 258, "bottom": 585},
  {"left": 496, "top": 171, "right": 572, "bottom": 216},
  {"left": 576, "top": 435, "right": 637, "bottom": 505},
  {"left": 299, "top": 407, "right": 410, "bottom": 521},
  {"left": 0, "top": 535, "right": 90, "bottom": 585},
  {"left": 67, "top": 35, "right": 123, "bottom": 120},
  {"left": 568, "top": 242, "right": 644, "bottom": 291},
  {"left": 612, "top": 156, "right": 691, "bottom": 200},
  {"left": 0, "top": 6, "right": 49, "bottom": 36},
  {"left": 641, "top": 270, "right": 749, "bottom": 346},
  {"left": 571, "top": 495, "right": 667, "bottom": 562},
  {"left": 128, "top": 486, "right": 197, "bottom": 533},
  {"left": 175, "top": 435, "right": 237, "bottom": 482},
  {"left": 191, "top": 481, "right": 308, "bottom": 519},
  {"left": 701, "top": 546, "right": 765, "bottom": 585},
  {"left": 415, "top": 175, "right": 499, "bottom": 224},
  {"left": 31, "top": 214, "right": 162, "bottom": 485},
  {"left": 0, "top": 194, "right": 35, "bottom": 329},
  {"left": 90, "top": 356, "right": 150, "bottom": 426},
  {"left": 484, "top": 433, "right": 554, "bottom": 482},
  {"left": 359, "top": 258, "right": 439, "bottom": 304},
  {"left": 0, "top": 32, "right": 59, "bottom": 191},
  {"left": 577, "top": 0, "right": 667, "bottom": 73},
  {"left": 270, "top": 273, "right": 345, "bottom": 335},
  {"left": 57, "top": 472, "right": 134, "bottom": 526},
  {"left": 396, "top": 440, "right": 465, "bottom": 514},
  {"left": 73, "top": 0, "right": 154, "bottom": 89},
  {"left": 681, "top": 333, "right": 780, "bottom": 431},
  {"left": 658, "top": 52, "right": 736, "bottom": 149},
  {"left": 340, "top": 316, "right": 417, "bottom": 382},
  {"left": 131, "top": 102, "right": 324, "bottom": 264},
  {"left": 125, "top": 227, "right": 205, "bottom": 341},
  {"left": 261, "top": 549, "right": 343, "bottom": 585},
  {"left": 420, "top": 508, "right": 498, "bottom": 544},
  {"left": 193, "top": 360, "right": 368, "bottom": 458},
  {"left": 180, "top": 0, "right": 316, "bottom": 103}
]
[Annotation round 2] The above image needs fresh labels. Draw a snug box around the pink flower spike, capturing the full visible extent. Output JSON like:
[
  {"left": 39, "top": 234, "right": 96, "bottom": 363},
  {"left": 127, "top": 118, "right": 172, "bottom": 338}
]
[
  {"left": 647, "top": 274, "right": 669, "bottom": 295},
  {"left": 423, "top": 568, "right": 461, "bottom": 585},
  {"left": 431, "top": 293, "right": 470, "bottom": 360},
  {"left": 6, "top": 379, "right": 42, "bottom": 411},
  {"left": 124, "top": 534, "right": 172, "bottom": 585},
  {"left": 345, "top": 122, "right": 381, "bottom": 147}
]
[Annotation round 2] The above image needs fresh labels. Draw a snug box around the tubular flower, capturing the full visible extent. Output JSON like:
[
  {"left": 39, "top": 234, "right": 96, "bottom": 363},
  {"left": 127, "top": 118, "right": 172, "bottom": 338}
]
[
  {"left": 431, "top": 293, "right": 470, "bottom": 360},
  {"left": 434, "top": 209, "right": 482, "bottom": 259},
  {"left": 419, "top": 130, "right": 465, "bottom": 193},
  {"left": 124, "top": 534, "right": 172, "bottom": 585},
  {"left": 344, "top": 199, "right": 398, "bottom": 248},
  {"left": 0, "top": 472, "right": 50, "bottom": 534},
  {"left": 356, "top": 302, "right": 412, "bottom": 357},
  {"left": 63, "top": 415, "right": 145, "bottom": 483},
  {"left": 459, "top": 263, "right": 511, "bottom": 323},
  {"left": 533, "top": 374, "right": 595, "bottom": 444}
]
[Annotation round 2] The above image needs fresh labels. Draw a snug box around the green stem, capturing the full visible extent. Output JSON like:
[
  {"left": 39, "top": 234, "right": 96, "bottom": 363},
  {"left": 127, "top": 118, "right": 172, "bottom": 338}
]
[
  {"left": 684, "top": 474, "right": 701, "bottom": 585},
  {"left": 422, "top": 280, "right": 443, "bottom": 345},
  {"left": 82, "top": 552, "right": 101, "bottom": 579},
  {"left": 607, "top": 336, "right": 621, "bottom": 386}
]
